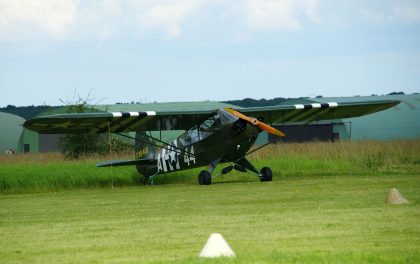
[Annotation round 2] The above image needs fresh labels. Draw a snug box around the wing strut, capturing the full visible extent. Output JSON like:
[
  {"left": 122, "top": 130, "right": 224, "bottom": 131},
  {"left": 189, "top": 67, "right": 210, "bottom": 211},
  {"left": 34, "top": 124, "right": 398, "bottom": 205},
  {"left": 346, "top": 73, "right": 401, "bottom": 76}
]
[
  {"left": 92, "top": 113, "right": 208, "bottom": 163},
  {"left": 113, "top": 131, "right": 211, "bottom": 164},
  {"left": 108, "top": 122, "right": 114, "bottom": 188},
  {"left": 244, "top": 142, "right": 270, "bottom": 157}
]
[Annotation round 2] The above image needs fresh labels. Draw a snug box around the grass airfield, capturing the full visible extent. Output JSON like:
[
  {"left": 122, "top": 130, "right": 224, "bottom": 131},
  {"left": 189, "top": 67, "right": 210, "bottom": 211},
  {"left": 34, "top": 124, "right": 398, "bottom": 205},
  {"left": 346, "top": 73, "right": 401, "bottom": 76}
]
[
  {"left": 1, "top": 141, "right": 419, "bottom": 263},
  {"left": 1, "top": 174, "right": 419, "bottom": 263}
]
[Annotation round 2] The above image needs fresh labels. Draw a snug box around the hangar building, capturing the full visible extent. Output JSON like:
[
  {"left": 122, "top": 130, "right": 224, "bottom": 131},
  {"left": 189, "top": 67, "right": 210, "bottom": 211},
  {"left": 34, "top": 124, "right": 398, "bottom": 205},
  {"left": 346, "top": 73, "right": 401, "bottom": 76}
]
[{"left": 0, "top": 112, "right": 25, "bottom": 154}]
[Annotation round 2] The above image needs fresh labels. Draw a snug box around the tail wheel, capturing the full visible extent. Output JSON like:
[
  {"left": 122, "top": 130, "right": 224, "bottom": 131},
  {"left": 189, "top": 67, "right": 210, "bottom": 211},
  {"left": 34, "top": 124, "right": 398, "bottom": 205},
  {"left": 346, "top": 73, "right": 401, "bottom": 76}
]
[
  {"left": 260, "top": 167, "right": 272, "bottom": 182},
  {"left": 198, "top": 170, "right": 212, "bottom": 185}
]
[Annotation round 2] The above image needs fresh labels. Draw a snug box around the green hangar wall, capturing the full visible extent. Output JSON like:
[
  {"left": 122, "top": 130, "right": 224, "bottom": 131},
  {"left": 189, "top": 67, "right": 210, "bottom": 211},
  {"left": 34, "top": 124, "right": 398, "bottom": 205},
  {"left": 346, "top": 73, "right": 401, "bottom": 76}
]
[
  {"left": 0, "top": 112, "right": 25, "bottom": 154},
  {"left": 317, "top": 94, "right": 420, "bottom": 140}
]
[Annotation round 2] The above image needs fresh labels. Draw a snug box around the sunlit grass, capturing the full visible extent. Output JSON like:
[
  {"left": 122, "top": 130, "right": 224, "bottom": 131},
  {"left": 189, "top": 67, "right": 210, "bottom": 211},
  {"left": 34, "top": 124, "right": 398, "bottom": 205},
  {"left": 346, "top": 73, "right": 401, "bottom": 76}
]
[
  {"left": 0, "top": 140, "right": 419, "bottom": 263},
  {"left": 0, "top": 174, "right": 419, "bottom": 263}
]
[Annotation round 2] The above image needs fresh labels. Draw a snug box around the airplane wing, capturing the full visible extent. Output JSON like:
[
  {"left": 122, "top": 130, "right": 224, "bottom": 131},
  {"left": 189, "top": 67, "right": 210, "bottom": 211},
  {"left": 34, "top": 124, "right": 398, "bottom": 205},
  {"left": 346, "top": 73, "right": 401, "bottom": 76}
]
[
  {"left": 235, "top": 99, "right": 400, "bottom": 124},
  {"left": 23, "top": 99, "right": 399, "bottom": 134},
  {"left": 23, "top": 110, "right": 216, "bottom": 134}
]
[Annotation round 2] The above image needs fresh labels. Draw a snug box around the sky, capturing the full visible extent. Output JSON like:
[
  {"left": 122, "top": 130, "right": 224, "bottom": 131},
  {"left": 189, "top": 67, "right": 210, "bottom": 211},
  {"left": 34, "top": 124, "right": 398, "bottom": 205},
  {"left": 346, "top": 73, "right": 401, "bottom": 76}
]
[{"left": 1, "top": 0, "right": 419, "bottom": 107}]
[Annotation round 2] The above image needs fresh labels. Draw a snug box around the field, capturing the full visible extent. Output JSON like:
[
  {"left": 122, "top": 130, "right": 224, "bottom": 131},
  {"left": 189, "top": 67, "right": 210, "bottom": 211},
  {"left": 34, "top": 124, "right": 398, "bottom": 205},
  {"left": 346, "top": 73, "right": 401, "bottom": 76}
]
[{"left": 1, "top": 140, "right": 419, "bottom": 263}]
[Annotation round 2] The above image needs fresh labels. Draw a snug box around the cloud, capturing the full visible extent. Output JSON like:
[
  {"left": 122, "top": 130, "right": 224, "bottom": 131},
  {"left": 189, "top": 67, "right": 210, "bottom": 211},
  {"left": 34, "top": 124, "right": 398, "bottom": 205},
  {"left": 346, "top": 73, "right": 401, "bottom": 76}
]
[
  {"left": 0, "top": 0, "right": 321, "bottom": 42},
  {"left": 243, "top": 0, "right": 302, "bottom": 31},
  {"left": 360, "top": 9, "right": 391, "bottom": 24},
  {"left": 133, "top": 0, "right": 212, "bottom": 39},
  {"left": 0, "top": 0, "right": 418, "bottom": 43},
  {"left": 0, "top": 0, "right": 214, "bottom": 41},
  {"left": 221, "top": 0, "right": 319, "bottom": 32},
  {"left": 0, "top": 0, "right": 77, "bottom": 41},
  {"left": 75, "top": 0, "right": 125, "bottom": 39},
  {"left": 360, "top": 0, "right": 420, "bottom": 25},
  {"left": 392, "top": 0, "right": 420, "bottom": 22}
]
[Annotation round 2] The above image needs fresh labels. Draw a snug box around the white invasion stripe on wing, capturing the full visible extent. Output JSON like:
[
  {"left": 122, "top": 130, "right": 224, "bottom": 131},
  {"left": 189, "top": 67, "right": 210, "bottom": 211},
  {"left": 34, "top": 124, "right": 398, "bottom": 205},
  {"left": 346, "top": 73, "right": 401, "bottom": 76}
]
[
  {"left": 328, "top": 102, "right": 338, "bottom": 107},
  {"left": 112, "top": 112, "right": 123, "bottom": 117},
  {"left": 311, "top": 103, "right": 321, "bottom": 108},
  {"left": 129, "top": 112, "right": 139, "bottom": 116},
  {"left": 294, "top": 104, "right": 304, "bottom": 109},
  {"left": 146, "top": 111, "right": 156, "bottom": 116}
]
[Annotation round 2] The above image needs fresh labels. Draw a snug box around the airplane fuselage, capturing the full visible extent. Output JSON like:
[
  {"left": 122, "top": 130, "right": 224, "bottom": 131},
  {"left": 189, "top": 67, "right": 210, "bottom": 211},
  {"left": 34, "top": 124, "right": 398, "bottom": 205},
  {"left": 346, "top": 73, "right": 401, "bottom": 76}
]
[{"left": 138, "top": 120, "right": 260, "bottom": 177}]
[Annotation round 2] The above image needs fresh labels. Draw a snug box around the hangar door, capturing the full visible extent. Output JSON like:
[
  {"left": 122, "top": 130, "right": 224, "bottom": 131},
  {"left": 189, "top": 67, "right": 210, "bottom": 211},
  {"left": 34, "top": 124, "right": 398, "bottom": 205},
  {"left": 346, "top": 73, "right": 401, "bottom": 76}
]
[{"left": 269, "top": 124, "right": 339, "bottom": 143}]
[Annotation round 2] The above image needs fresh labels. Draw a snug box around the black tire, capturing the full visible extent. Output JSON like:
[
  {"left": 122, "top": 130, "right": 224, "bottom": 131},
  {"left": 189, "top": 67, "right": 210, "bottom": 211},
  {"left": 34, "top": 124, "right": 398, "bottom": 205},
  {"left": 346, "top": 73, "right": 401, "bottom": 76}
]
[
  {"left": 198, "top": 170, "right": 212, "bottom": 185},
  {"left": 260, "top": 167, "right": 272, "bottom": 182}
]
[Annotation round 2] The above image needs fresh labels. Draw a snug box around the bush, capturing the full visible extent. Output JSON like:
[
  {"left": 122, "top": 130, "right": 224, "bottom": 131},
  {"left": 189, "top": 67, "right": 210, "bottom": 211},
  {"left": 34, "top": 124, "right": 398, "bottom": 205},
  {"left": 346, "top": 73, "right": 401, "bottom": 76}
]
[
  {"left": 58, "top": 94, "right": 133, "bottom": 159},
  {"left": 60, "top": 133, "right": 102, "bottom": 159}
]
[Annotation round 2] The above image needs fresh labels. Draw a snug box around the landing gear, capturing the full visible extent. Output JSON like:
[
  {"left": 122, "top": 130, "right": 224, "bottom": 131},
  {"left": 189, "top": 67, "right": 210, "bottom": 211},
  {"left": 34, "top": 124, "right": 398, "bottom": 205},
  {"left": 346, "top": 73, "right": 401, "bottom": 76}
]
[
  {"left": 143, "top": 175, "right": 156, "bottom": 185},
  {"left": 259, "top": 167, "right": 272, "bottom": 182},
  {"left": 198, "top": 170, "right": 212, "bottom": 185},
  {"left": 197, "top": 158, "right": 272, "bottom": 185},
  {"left": 234, "top": 158, "right": 273, "bottom": 182}
]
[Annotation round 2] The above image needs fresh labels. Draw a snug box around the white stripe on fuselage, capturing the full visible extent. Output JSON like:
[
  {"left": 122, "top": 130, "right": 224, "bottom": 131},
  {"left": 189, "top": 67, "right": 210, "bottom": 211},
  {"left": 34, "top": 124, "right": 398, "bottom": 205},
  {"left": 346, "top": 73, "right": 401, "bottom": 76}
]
[{"left": 157, "top": 139, "right": 194, "bottom": 173}]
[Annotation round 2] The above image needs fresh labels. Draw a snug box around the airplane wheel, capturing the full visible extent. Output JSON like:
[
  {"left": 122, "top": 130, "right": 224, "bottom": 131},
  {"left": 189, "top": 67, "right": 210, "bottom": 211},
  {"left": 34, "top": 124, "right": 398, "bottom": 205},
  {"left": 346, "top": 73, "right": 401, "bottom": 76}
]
[
  {"left": 198, "top": 170, "right": 212, "bottom": 185},
  {"left": 260, "top": 167, "right": 272, "bottom": 182}
]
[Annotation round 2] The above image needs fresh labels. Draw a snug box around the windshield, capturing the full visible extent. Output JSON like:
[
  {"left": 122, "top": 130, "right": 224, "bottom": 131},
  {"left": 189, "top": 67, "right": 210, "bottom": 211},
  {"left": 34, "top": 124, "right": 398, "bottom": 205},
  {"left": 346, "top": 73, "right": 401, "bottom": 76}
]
[{"left": 179, "top": 115, "right": 221, "bottom": 146}]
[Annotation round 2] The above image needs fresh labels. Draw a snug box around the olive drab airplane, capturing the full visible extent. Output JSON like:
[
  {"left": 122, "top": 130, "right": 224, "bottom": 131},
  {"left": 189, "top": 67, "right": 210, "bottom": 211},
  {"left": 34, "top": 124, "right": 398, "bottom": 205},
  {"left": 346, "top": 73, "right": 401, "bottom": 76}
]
[{"left": 24, "top": 100, "right": 399, "bottom": 185}]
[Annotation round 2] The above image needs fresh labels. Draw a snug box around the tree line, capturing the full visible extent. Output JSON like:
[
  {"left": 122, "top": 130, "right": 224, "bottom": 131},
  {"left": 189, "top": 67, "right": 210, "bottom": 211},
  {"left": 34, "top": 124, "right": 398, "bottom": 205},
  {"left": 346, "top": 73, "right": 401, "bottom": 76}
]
[{"left": 0, "top": 105, "right": 61, "bottom": 120}]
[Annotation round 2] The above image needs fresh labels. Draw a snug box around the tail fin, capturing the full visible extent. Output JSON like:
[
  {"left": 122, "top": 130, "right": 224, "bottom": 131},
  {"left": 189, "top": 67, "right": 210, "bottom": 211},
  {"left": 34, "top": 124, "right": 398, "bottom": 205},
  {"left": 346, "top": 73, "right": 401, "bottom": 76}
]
[
  {"left": 134, "top": 132, "right": 157, "bottom": 176},
  {"left": 134, "top": 132, "right": 156, "bottom": 160}
]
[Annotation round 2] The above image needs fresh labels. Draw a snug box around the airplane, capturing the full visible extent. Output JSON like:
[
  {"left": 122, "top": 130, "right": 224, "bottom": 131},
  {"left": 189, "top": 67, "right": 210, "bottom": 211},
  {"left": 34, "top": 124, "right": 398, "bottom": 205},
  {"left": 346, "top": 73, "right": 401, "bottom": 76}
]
[{"left": 24, "top": 99, "right": 399, "bottom": 185}]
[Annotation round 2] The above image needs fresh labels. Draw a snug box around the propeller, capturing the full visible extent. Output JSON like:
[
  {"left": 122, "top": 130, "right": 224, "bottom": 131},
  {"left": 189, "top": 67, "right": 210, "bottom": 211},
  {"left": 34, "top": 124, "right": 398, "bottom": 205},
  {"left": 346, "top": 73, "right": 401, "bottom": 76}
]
[{"left": 224, "top": 108, "right": 286, "bottom": 137}]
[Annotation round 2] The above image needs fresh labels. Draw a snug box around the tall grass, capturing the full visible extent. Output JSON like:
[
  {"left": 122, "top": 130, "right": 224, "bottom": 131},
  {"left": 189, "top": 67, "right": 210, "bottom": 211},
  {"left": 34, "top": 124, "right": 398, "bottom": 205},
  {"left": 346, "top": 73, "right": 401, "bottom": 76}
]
[
  {"left": 255, "top": 139, "right": 419, "bottom": 173},
  {"left": 0, "top": 151, "right": 137, "bottom": 193},
  {"left": 0, "top": 140, "right": 419, "bottom": 193}
]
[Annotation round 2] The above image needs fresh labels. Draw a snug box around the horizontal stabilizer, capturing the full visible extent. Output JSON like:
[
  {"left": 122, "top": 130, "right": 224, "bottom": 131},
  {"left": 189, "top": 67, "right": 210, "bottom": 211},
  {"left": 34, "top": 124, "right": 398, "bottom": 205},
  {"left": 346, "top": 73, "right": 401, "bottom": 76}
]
[{"left": 96, "top": 158, "right": 155, "bottom": 167}]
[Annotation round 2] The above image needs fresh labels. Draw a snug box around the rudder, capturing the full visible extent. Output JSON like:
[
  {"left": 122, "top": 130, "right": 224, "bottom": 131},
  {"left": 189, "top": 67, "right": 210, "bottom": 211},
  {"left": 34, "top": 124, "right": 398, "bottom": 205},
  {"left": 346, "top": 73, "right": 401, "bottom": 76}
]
[{"left": 134, "top": 132, "right": 157, "bottom": 176}]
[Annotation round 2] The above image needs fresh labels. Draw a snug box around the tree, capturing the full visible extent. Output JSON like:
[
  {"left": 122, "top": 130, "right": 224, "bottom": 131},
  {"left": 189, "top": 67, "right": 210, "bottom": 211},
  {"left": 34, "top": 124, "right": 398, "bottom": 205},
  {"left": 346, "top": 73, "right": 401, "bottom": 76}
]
[
  {"left": 58, "top": 92, "right": 133, "bottom": 159},
  {"left": 58, "top": 93, "right": 103, "bottom": 159}
]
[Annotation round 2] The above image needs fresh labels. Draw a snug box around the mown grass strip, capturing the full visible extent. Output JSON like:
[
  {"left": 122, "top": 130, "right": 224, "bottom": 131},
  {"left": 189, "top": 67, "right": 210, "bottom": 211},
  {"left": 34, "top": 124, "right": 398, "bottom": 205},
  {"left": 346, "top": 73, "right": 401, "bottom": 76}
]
[{"left": 0, "top": 174, "right": 419, "bottom": 263}]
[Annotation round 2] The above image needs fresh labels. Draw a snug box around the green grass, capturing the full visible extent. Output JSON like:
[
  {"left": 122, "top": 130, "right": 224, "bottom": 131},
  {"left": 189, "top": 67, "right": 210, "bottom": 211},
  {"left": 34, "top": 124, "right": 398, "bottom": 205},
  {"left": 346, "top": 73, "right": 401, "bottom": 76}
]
[
  {"left": 0, "top": 163, "right": 139, "bottom": 193},
  {"left": 1, "top": 140, "right": 419, "bottom": 193},
  {"left": 1, "top": 140, "right": 419, "bottom": 263},
  {"left": 1, "top": 174, "right": 419, "bottom": 263}
]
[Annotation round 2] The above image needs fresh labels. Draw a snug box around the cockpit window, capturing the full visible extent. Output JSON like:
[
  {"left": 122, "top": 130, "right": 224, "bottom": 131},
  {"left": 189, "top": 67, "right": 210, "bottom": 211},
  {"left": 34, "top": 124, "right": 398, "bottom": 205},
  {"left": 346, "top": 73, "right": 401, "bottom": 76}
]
[
  {"left": 179, "top": 114, "right": 221, "bottom": 146},
  {"left": 219, "top": 109, "right": 237, "bottom": 124}
]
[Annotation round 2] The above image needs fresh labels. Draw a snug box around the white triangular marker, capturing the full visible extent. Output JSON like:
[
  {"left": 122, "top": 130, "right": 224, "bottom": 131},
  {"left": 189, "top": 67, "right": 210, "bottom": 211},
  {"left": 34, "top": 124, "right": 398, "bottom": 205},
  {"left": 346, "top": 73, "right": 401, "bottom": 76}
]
[
  {"left": 199, "top": 233, "right": 236, "bottom": 258},
  {"left": 386, "top": 188, "right": 409, "bottom": 204}
]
